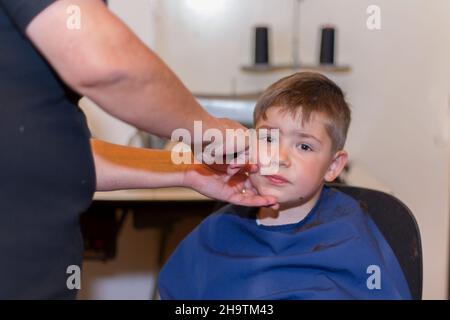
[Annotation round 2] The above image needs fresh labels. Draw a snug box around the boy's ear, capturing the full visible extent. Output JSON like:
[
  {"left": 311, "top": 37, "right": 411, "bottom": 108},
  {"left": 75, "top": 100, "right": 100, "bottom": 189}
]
[{"left": 324, "top": 150, "right": 348, "bottom": 182}]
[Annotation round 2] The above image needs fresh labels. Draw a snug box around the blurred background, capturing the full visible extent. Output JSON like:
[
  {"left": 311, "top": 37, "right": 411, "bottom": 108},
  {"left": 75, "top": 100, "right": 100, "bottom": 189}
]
[{"left": 78, "top": 0, "right": 450, "bottom": 300}]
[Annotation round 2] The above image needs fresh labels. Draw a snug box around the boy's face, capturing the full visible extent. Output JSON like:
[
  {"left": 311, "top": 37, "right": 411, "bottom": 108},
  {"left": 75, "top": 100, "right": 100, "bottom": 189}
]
[{"left": 250, "top": 106, "right": 348, "bottom": 206}]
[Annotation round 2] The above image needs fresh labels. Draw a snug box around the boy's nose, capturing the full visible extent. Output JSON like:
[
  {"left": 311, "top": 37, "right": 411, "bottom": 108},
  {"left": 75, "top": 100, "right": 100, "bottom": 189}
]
[{"left": 277, "top": 145, "right": 291, "bottom": 168}]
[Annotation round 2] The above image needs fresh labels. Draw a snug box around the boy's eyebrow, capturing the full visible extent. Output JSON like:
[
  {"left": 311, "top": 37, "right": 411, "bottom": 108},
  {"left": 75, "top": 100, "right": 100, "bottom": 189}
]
[
  {"left": 257, "top": 125, "right": 280, "bottom": 132},
  {"left": 292, "top": 131, "right": 322, "bottom": 144}
]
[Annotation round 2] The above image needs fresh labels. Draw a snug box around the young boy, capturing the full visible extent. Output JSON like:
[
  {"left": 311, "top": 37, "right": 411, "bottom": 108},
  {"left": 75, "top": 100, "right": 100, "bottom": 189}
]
[{"left": 157, "top": 72, "right": 411, "bottom": 300}]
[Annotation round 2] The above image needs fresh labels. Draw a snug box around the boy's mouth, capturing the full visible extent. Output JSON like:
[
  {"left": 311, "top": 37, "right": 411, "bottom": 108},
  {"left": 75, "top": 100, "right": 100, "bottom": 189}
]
[{"left": 264, "top": 174, "right": 289, "bottom": 186}]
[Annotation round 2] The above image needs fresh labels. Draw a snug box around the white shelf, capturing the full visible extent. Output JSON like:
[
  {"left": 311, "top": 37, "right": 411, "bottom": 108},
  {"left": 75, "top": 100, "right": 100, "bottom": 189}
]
[{"left": 241, "top": 64, "right": 351, "bottom": 74}]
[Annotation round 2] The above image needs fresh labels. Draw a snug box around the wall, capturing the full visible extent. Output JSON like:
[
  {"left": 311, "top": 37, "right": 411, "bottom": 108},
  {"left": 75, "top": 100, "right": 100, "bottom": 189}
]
[{"left": 80, "top": 0, "right": 450, "bottom": 299}]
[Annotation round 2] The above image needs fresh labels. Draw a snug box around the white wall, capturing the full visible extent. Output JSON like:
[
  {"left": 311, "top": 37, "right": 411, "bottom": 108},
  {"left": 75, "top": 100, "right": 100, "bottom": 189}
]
[{"left": 80, "top": 0, "right": 450, "bottom": 299}]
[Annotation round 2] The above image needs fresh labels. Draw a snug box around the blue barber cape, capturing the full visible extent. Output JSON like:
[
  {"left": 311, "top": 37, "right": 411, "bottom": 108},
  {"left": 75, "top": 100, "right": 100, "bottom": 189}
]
[{"left": 158, "top": 186, "right": 411, "bottom": 300}]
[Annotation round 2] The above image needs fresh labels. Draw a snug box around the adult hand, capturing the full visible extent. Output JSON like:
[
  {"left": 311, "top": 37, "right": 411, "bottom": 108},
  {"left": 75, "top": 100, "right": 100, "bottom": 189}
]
[
  {"left": 197, "top": 117, "right": 257, "bottom": 172},
  {"left": 183, "top": 162, "right": 279, "bottom": 209}
]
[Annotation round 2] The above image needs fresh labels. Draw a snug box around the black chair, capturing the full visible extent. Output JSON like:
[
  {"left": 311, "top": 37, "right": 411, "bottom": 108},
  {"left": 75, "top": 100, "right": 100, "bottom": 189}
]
[{"left": 329, "top": 184, "right": 423, "bottom": 300}]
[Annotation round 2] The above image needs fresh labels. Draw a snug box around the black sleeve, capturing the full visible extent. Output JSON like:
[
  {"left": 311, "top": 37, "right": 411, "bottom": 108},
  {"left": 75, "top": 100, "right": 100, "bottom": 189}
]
[{"left": 0, "top": 0, "right": 56, "bottom": 33}]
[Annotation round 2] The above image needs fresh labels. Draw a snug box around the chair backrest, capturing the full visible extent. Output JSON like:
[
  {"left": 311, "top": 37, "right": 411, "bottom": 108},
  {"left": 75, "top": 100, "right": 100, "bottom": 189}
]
[{"left": 329, "top": 184, "right": 423, "bottom": 300}]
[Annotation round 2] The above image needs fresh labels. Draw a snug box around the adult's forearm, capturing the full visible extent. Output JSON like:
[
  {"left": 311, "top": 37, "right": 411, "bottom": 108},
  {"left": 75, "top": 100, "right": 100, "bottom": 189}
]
[{"left": 91, "top": 139, "right": 190, "bottom": 191}]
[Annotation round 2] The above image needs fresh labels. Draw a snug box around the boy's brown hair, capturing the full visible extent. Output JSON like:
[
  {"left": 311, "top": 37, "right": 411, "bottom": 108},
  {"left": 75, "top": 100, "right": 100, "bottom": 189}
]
[{"left": 253, "top": 72, "right": 351, "bottom": 152}]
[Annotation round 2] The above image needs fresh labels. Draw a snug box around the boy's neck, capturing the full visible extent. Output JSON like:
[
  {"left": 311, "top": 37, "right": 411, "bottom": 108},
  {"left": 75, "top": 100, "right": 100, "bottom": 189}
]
[{"left": 256, "top": 186, "right": 323, "bottom": 226}]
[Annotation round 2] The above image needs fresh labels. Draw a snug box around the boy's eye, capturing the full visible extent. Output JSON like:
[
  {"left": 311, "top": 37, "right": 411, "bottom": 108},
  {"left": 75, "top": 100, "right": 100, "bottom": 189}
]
[
  {"left": 297, "top": 143, "right": 312, "bottom": 151},
  {"left": 259, "top": 135, "right": 275, "bottom": 143}
]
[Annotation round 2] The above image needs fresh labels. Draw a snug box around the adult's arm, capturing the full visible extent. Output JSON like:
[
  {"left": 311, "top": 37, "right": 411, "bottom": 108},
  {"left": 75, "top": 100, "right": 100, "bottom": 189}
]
[
  {"left": 92, "top": 139, "right": 278, "bottom": 208},
  {"left": 91, "top": 139, "right": 186, "bottom": 191}
]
